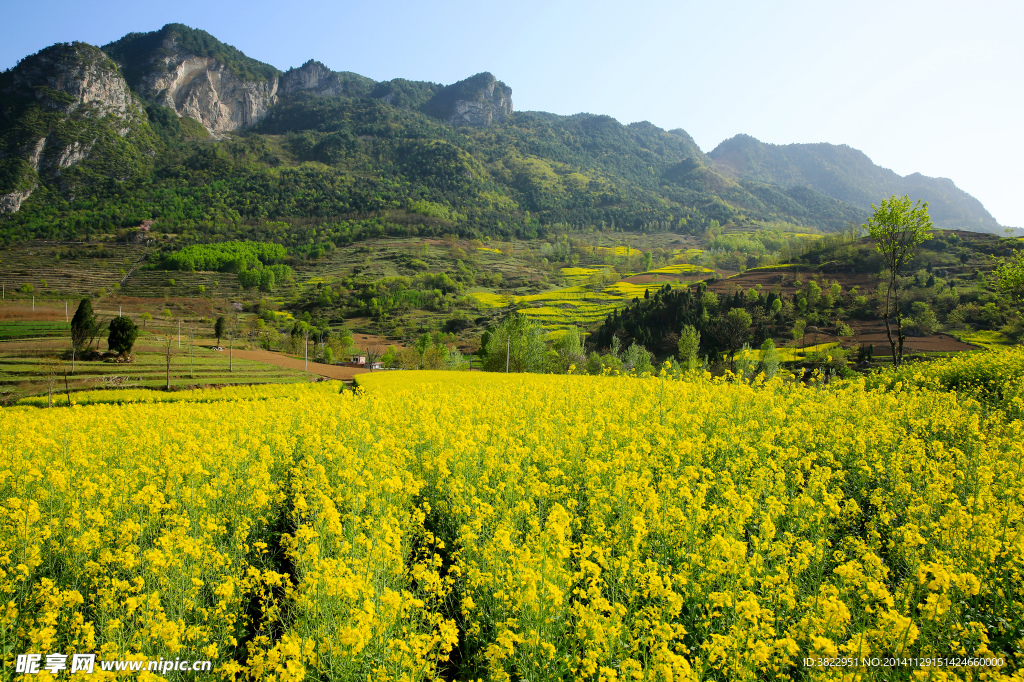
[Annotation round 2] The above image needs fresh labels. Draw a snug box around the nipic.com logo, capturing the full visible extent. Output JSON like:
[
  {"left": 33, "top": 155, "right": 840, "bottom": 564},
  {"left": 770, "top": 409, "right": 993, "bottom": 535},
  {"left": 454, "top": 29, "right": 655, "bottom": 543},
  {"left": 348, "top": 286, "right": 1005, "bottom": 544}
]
[{"left": 15, "top": 653, "right": 213, "bottom": 675}]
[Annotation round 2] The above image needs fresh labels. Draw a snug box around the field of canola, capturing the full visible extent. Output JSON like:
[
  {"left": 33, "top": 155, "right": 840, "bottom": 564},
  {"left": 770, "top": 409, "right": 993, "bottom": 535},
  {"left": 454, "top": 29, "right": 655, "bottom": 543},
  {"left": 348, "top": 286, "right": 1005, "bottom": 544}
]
[
  {"left": 470, "top": 263, "right": 712, "bottom": 332},
  {"left": 2, "top": 351, "right": 1024, "bottom": 681}
]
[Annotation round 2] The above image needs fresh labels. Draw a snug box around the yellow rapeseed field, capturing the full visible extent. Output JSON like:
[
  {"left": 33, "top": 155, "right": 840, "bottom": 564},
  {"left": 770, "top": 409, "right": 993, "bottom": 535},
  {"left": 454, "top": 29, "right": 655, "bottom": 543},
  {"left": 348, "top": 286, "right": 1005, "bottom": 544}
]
[{"left": 3, "top": 353, "right": 1024, "bottom": 680}]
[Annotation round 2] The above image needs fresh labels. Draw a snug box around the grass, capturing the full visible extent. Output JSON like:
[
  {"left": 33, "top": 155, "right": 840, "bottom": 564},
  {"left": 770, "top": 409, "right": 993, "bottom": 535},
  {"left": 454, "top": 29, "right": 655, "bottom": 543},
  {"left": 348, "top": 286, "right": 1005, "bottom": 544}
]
[
  {"left": 643, "top": 263, "right": 714, "bottom": 275},
  {"left": 737, "top": 341, "right": 841, "bottom": 363},
  {"left": 954, "top": 329, "right": 1012, "bottom": 350},
  {"left": 0, "top": 321, "right": 71, "bottom": 340}
]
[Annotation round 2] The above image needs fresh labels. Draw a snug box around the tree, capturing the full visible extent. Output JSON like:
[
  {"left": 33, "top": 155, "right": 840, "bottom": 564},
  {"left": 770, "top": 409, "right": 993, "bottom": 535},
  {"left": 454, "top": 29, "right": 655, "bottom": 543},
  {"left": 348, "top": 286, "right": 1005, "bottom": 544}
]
[
  {"left": 552, "top": 326, "right": 586, "bottom": 373},
  {"left": 140, "top": 312, "right": 152, "bottom": 329},
  {"left": 622, "top": 342, "right": 654, "bottom": 375},
  {"left": 677, "top": 324, "right": 701, "bottom": 371},
  {"left": 866, "top": 195, "right": 933, "bottom": 366},
  {"left": 107, "top": 316, "right": 139, "bottom": 356},
  {"left": 214, "top": 316, "right": 226, "bottom": 345},
  {"left": 995, "top": 250, "right": 1024, "bottom": 320},
  {"left": 758, "top": 338, "right": 781, "bottom": 380},
  {"left": 715, "top": 308, "right": 752, "bottom": 371},
  {"left": 70, "top": 298, "right": 99, "bottom": 351},
  {"left": 365, "top": 343, "right": 386, "bottom": 371},
  {"left": 482, "top": 313, "right": 547, "bottom": 373}
]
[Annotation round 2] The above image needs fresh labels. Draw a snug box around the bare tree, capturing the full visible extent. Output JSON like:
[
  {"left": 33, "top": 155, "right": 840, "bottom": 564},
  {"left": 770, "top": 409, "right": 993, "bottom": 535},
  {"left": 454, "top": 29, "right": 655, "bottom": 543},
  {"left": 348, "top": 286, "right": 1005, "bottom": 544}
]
[
  {"left": 39, "top": 356, "right": 62, "bottom": 407},
  {"left": 164, "top": 335, "right": 174, "bottom": 391},
  {"left": 364, "top": 343, "right": 386, "bottom": 372}
]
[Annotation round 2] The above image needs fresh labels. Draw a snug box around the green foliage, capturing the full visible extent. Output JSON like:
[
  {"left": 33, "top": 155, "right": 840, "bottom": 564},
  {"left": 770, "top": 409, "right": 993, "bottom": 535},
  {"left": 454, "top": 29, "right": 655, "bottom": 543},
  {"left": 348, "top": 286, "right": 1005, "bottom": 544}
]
[
  {"left": 866, "top": 195, "right": 934, "bottom": 273},
  {"left": 995, "top": 250, "right": 1024, "bottom": 318},
  {"left": 758, "top": 338, "right": 781, "bottom": 379},
  {"left": 214, "top": 316, "right": 226, "bottom": 344},
  {"left": 621, "top": 342, "right": 654, "bottom": 375},
  {"left": 677, "top": 325, "right": 700, "bottom": 370},
  {"left": 482, "top": 313, "right": 547, "bottom": 373},
  {"left": 70, "top": 298, "right": 99, "bottom": 351},
  {"left": 866, "top": 195, "right": 934, "bottom": 366},
  {"left": 910, "top": 301, "right": 939, "bottom": 336},
  {"left": 0, "top": 42, "right": 157, "bottom": 201},
  {"left": 163, "top": 241, "right": 287, "bottom": 272},
  {"left": 551, "top": 326, "right": 587, "bottom": 374},
  {"left": 107, "top": 316, "right": 139, "bottom": 355}
]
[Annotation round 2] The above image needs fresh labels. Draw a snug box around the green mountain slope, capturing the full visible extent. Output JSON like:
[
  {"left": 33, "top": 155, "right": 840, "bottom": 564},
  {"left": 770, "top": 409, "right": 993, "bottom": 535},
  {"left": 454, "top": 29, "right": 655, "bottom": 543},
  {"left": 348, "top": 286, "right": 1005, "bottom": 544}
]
[
  {"left": 0, "top": 24, "right": 1006, "bottom": 245},
  {"left": 0, "top": 41, "right": 156, "bottom": 215},
  {"left": 709, "top": 134, "right": 999, "bottom": 232}
]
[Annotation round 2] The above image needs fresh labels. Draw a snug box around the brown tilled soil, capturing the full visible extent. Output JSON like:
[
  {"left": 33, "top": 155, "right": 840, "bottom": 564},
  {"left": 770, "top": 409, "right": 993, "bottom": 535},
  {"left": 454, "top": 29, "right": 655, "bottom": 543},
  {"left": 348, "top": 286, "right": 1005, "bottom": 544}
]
[
  {"left": 706, "top": 267, "right": 876, "bottom": 298},
  {"left": 351, "top": 332, "right": 407, "bottom": 351},
  {"left": 0, "top": 303, "right": 68, "bottom": 321},
  {"left": 212, "top": 348, "right": 371, "bottom": 380}
]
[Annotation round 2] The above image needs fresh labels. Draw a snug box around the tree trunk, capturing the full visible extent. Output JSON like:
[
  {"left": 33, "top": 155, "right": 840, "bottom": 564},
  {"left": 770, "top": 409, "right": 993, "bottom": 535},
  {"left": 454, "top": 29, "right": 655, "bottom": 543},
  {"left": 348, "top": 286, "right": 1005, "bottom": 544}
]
[{"left": 883, "top": 272, "right": 899, "bottom": 367}]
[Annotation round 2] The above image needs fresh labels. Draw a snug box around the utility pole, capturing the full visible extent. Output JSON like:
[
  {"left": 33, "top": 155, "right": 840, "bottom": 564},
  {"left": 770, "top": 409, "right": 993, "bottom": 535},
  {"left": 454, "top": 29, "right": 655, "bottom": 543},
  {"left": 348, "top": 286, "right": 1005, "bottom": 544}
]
[
  {"left": 189, "top": 328, "right": 194, "bottom": 379},
  {"left": 32, "top": 296, "right": 34, "bottom": 311},
  {"left": 178, "top": 319, "right": 181, "bottom": 348},
  {"left": 506, "top": 335, "right": 510, "bottom": 373},
  {"left": 229, "top": 329, "right": 233, "bottom": 372},
  {"left": 65, "top": 301, "right": 68, "bottom": 321},
  {"left": 304, "top": 331, "right": 308, "bottom": 372}
]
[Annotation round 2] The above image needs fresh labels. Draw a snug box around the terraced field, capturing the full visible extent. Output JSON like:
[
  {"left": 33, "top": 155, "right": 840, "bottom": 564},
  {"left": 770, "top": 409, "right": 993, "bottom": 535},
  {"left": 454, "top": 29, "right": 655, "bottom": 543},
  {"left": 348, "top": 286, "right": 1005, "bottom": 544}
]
[
  {"left": 467, "top": 258, "right": 719, "bottom": 333},
  {"left": 0, "top": 343, "right": 310, "bottom": 404}
]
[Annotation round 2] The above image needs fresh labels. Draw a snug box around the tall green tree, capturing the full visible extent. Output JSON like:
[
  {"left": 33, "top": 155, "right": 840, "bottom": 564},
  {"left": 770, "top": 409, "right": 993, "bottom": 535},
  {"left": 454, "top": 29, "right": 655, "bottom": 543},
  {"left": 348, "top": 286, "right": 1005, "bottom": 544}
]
[
  {"left": 677, "top": 324, "right": 701, "bottom": 370},
  {"left": 214, "top": 316, "right": 226, "bottom": 345},
  {"left": 70, "top": 298, "right": 99, "bottom": 351},
  {"left": 715, "top": 308, "right": 752, "bottom": 371},
  {"left": 482, "top": 313, "right": 547, "bottom": 373},
  {"left": 552, "top": 326, "right": 586, "bottom": 373},
  {"left": 107, "top": 316, "right": 139, "bottom": 355},
  {"left": 865, "top": 195, "right": 933, "bottom": 366}
]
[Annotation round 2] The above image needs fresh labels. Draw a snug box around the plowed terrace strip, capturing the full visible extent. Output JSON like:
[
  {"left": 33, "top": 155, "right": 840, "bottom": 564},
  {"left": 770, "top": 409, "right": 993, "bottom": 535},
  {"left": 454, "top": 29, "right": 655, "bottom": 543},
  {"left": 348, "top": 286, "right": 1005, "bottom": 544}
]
[{"left": 213, "top": 348, "right": 371, "bottom": 380}]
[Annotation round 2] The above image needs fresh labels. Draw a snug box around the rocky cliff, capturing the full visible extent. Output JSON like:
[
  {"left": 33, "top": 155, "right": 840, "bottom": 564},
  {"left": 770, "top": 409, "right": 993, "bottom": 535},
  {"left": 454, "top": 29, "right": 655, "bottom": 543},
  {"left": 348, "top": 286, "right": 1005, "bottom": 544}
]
[
  {"left": 141, "top": 51, "right": 277, "bottom": 135},
  {"left": 0, "top": 42, "right": 151, "bottom": 214},
  {"left": 102, "top": 24, "right": 282, "bottom": 137},
  {"left": 99, "top": 25, "right": 512, "bottom": 135},
  {"left": 280, "top": 60, "right": 376, "bottom": 99},
  {"left": 423, "top": 72, "right": 513, "bottom": 127}
]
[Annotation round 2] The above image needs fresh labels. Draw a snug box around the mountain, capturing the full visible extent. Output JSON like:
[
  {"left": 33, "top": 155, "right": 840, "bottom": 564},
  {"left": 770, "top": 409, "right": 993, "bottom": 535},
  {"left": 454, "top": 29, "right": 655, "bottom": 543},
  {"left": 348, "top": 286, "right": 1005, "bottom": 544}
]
[
  {"left": 0, "top": 41, "right": 155, "bottom": 213},
  {"left": 0, "top": 23, "right": 1006, "bottom": 243},
  {"left": 708, "top": 134, "right": 999, "bottom": 232}
]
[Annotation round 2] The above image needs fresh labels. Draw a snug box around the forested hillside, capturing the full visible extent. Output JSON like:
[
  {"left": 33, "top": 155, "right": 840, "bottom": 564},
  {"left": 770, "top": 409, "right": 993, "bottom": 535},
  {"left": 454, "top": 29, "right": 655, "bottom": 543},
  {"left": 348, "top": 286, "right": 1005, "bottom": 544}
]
[{"left": 0, "top": 23, "right": 1007, "bottom": 247}]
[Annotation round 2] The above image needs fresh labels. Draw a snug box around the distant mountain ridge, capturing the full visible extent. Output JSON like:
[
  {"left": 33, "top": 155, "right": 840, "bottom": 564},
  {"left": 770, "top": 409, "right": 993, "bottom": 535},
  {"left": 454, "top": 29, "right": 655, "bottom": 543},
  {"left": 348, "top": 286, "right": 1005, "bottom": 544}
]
[
  {"left": 709, "top": 134, "right": 999, "bottom": 232},
  {"left": 0, "top": 23, "right": 1007, "bottom": 239}
]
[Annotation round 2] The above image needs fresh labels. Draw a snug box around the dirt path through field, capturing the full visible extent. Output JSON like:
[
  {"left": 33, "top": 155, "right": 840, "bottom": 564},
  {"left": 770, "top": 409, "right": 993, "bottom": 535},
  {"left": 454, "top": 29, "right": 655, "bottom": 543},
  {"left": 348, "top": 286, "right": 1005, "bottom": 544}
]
[{"left": 212, "top": 347, "right": 372, "bottom": 380}]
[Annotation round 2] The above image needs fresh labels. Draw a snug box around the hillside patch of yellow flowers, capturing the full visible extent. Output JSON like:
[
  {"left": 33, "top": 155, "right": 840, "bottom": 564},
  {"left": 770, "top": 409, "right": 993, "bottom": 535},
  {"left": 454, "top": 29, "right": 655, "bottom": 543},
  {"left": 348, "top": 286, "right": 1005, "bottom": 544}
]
[{"left": 2, "top": 351, "right": 1024, "bottom": 680}]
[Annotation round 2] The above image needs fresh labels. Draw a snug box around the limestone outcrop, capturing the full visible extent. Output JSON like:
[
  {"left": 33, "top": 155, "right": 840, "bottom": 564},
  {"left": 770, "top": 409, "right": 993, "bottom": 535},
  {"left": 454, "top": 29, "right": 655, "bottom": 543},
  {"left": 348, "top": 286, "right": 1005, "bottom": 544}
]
[
  {"left": 0, "top": 42, "right": 147, "bottom": 214},
  {"left": 424, "top": 72, "right": 513, "bottom": 127},
  {"left": 134, "top": 45, "right": 277, "bottom": 135}
]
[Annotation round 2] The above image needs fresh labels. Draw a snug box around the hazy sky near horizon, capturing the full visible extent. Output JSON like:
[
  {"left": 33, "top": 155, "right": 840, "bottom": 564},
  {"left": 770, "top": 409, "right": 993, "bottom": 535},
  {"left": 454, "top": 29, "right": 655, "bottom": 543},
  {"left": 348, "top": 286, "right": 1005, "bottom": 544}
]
[{"left": 4, "top": 0, "right": 1022, "bottom": 227}]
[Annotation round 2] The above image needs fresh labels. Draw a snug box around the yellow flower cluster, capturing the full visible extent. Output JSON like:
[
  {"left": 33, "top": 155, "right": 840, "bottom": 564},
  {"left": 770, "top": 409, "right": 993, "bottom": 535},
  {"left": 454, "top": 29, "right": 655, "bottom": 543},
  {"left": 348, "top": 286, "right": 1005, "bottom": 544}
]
[
  {"left": 17, "top": 381, "right": 343, "bottom": 408},
  {"left": 2, "top": 351, "right": 1024, "bottom": 680}
]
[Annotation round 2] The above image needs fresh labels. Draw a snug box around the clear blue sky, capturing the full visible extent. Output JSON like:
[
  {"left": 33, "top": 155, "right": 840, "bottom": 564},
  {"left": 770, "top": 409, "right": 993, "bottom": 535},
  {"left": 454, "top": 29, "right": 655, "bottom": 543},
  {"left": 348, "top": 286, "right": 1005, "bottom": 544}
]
[{"left": 4, "top": 0, "right": 1022, "bottom": 227}]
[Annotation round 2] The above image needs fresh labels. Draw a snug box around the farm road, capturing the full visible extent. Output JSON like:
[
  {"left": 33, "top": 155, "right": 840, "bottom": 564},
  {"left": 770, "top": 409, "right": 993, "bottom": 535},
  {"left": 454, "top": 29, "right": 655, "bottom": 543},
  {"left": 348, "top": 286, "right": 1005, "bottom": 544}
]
[{"left": 212, "top": 347, "right": 371, "bottom": 380}]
